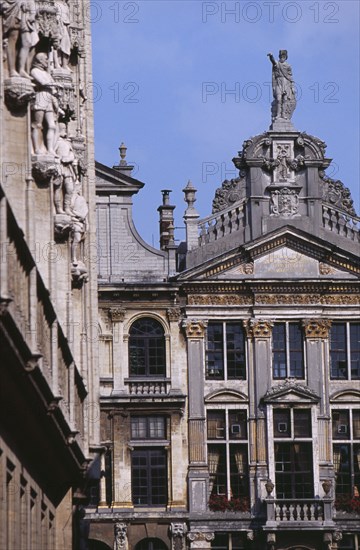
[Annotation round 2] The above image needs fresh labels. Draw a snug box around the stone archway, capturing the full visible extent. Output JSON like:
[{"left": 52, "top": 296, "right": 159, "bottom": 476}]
[
  {"left": 135, "top": 538, "right": 169, "bottom": 550},
  {"left": 88, "top": 539, "right": 113, "bottom": 550}
]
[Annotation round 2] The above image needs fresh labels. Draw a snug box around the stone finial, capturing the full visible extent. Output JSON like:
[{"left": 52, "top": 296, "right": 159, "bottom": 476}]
[
  {"left": 158, "top": 190, "right": 176, "bottom": 250},
  {"left": 119, "top": 142, "right": 127, "bottom": 166},
  {"left": 113, "top": 142, "right": 134, "bottom": 175},
  {"left": 183, "top": 180, "right": 198, "bottom": 214}
]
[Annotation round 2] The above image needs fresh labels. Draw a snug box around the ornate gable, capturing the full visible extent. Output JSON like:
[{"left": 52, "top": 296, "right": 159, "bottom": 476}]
[{"left": 262, "top": 380, "right": 320, "bottom": 404}]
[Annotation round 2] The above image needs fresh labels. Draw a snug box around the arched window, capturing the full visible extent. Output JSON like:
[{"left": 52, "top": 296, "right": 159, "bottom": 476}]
[
  {"left": 129, "top": 318, "right": 166, "bottom": 377},
  {"left": 135, "top": 539, "right": 168, "bottom": 550}
]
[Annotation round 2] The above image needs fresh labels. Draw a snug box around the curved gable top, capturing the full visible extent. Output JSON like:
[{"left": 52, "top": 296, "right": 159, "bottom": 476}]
[
  {"left": 205, "top": 389, "right": 248, "bottom": 403},
  {"left": 330, "top": 389, "right": 360, "bottom": 402}
]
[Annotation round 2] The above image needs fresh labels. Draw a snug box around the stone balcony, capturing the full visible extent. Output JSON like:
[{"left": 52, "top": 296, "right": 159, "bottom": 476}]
[{"left": 265, "top": 497, "right": 334, "bottom": 529}]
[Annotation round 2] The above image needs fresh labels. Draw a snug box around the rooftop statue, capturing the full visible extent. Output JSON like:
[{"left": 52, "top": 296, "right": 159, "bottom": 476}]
[{"left": 267, "top": 50, "right": 296, "bottom": 123}]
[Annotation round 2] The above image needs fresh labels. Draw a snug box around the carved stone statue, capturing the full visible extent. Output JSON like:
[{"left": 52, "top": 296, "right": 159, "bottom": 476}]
[
  {"left": 53, "top": 0, "right": 72, "bottom": 71},
  {"left": 70, "top": 183, "right": 89, "bottom": 286},
  {"left": 54, "top": 123, "right": 77, "bottom": 214},
  {"left": 30, "top": 52, "right": 64, "bottom": 156},
  {"left": 267, "top": 50, "right": 296, "bottom": 121},
  {"left": 114, "top": 522, "right": 127, "bottom": 550},
  {"left": 1, "top": 0, "right": 39, "bottom": 78}
]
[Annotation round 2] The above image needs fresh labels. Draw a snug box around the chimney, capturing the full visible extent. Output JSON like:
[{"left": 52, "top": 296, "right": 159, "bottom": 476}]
[
  {"left": 112, "top": 141, "right": 134, "bottom": 176},
  {"left": 158, "top": 190, "right": 176, "bottom": 251}
]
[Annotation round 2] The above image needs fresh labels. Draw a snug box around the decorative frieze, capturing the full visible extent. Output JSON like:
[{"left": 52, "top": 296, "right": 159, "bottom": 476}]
[
  {"left": 244, "top": 319, "right": 273, "bottom": 338},
  {"left": 255, "top": 294, "right": 360, "bottom": 305},
  {"left": 188, "top": 294, "right": 252, "bottom": 306},
  {"left": 182, "top": 320, "right": 208, "bottom": 339},
  {"left": 302, "top": 319, "right": 332, "bottom": 339},
  {"left": 108, "top": 307, "right": 126, "bottom": 323},
  {"left": 319, "top": 263, "right": 337, "bottom": 275}
]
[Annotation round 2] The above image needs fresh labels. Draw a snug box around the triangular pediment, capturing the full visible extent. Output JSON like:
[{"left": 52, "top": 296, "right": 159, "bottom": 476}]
[
  {"left": 177, "top": 227, "right": 360, "bottom": 281},
  {"left": 205, "top": 389, "right": 248, "bottom": 404},
  {"left": 95, "top": 161, "right": 144, "bottom": 195},
  {"left": 263, "top": 380, "right": 320, "bottom": 404}
]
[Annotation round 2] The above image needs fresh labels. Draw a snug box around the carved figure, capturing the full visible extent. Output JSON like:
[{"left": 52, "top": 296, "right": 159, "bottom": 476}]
[
  {"left": 54, "top": 123, "right": 77, "bottom": 214},
  {"left": 53, "top": 0, "right": 72, "bottom": 70},
  {"left": 114, "top": 522, "right": 127, "bottom": 550},
  {"left": 70, "top": 184, "right": 88, "bottom": 266},
  {"left": 1, "top": 0, "right": 39, "bottom": 78},
  {"left": 267, "top": 50, "right": 296, "bottom": 121},
  {"left": 30, "top": 52, "right": 64, "bottom": 155}
]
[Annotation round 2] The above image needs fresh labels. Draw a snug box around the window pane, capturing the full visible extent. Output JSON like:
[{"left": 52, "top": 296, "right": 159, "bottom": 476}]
[
  {"left": 332, "top": 410, "right": 350, "bottom": 440},
  {"left": 289, "top": 323, "right": 304, "bottom": 378},
  {"left": 273, "top": 324, "right": 286, "bottom": 379},
  {"left": 131, "top": 417, "right": 147, "bottom": 439},
  {"left": 273, "top": 409, "right": 291, "bottom": 438},
  {"left": 230, "top": 445, "right": 249, "bottom": 499},
  {"left": 294, "top": 410, "right": 312, "bottom": 438},
  {"left": 353, "top": 411, "right": 360, "bottom": 439},
  {"left": 333, "top": 444, "right": 351, "bottom": 496},
  {"left": 148, "top": 417, "right": 165, "bottom": 439},
  {"left": 208, "top": 445, "right": 226, "bottom": 496},
  {"left": 132, "top": 449, "right": 167, "bottom": 506},
  {"left": 350, "top": 323, "right": 360, "bottom": 379},
  {"left": 353, "top": 444, "right": 360, "bottom": 497},
  {"left": 129, "top": 318, "right": 165, "bottom": 377},
  {"left": 330, "top": 323, "right": 347, "bottom": 379},
  {"left": 229, "top": 411, "right": 247, "bottom": 440},
  {"left": 275, "top": 443, "right": 314, "bottom": 498},
  {"left": 207, "top": 411, "right": 225, "bottom": 439},
  {"left": 226, "top": 324, "right": 246, "bottom": 379},
  {"left": 206, "top": 323, "right": 224, "bottom": 379}
]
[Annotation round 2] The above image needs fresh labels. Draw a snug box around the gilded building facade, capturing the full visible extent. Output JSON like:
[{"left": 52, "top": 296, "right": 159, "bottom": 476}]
[
  {"left": 89, "top": 55, "right": 360, "bottom": 550},
  {"left": 0, "top": 1, "right": 100, "bottom": 547}
]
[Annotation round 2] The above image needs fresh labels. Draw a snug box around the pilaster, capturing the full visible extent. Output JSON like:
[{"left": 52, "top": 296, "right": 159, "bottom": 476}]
[{"left": 109, "top": 307, "right": 127, "bottom": 393}]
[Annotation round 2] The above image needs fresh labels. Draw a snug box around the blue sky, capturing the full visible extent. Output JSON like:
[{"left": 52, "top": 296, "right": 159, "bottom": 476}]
[{"left": 91, "top": 0, "right": 360, "bottom": 247}]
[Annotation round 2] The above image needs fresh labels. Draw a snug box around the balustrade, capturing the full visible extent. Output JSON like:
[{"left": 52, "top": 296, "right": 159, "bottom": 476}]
[
  {"left": 125, "top": 378, "right": 171, "bottom": 396},
  {"left": 198, "top": 202, "right": 246, "bottom": 246},
  {"left": 322, "top": 204, "right": 360, "bottom": 241}
]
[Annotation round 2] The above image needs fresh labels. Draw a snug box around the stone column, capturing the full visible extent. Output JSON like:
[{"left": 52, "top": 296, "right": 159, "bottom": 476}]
[
  {"left": 170, "top": 523, "right": 188, "bottom": 550},
  {"left": 182, "top": 319, "right": 209, "bottom": 513},
  {"left": 302, "top": 319, "right": 332, "bottom": 466},
  {"left": 109, "top": 307, "right": 126, "bottom": 393},
  {"left": 187, "top": 531, "right": 214, "bottom": 550},
  {"left": 244, "top": 319, "right": 273, "bottom": 504}
]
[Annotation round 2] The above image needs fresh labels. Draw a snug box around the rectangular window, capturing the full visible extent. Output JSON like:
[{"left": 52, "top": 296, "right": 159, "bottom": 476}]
[
  {"left": 131, "top": 416, "right": 166, "bottom": 440},
  {"left": 274, "top": 442, "right": 314, "bottom": 498},
  {"left": 273, "top": 407, "right": 313, "bottom": 498},
  {"left": 332, "top": 409, "right": 360, "bottom": 498},
  {"left": 211, "top": 533, "right": 246, "bottom": 549},
  {"left": 132, "top": 449, "right": 167, "bottom": 506},
  {"left": 207, "top": 409, "right": 249, "bottom": 503},
  {"left": 206, "top": 322, "right": 246, "bottom": 380},
  {"left": 272, "top": 323, "right": 304, "bottom": 379},
  {"left": 330, "top": 322, "right": 360, "bottom": 380}
]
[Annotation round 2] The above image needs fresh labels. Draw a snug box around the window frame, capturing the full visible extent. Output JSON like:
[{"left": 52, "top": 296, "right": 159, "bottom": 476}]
[
  {"left": 272, "top": 406, "right": 314, "bottom": 499},
  {"left": 205, "top": 321, "right": 246, "bottom": 381},
  {"left": 128, "top": 317, "right": 167, "bottom": 378},
  {"left": 206, "top": 407, "right": 249, "bottom": 501},
  {"left": 272, "top": 321, "right": 305, "bottom": 380},
  {"left": 131, "top": 448, "right": 168, "bottom": 507},
  {"left": 332, "top": 407, "right": 360, "bottom": 499},
  {"left": 330, "top": 322, "right": 360, "bottom": 380}
]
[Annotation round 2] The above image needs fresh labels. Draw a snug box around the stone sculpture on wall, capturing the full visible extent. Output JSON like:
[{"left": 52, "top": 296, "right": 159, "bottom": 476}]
[
  {"left": 30, "top": 51, "right": 63, "bottom": 156},
  {"left": 2, "top": 0, "right": 39, "bottom": 78},
  {"left": 52, "top": 0, "right": 71, "bottom": 71},
  {"left": 267, "top": 50, "right": 296, "bottom": 122},
  {"left": 54, "top": 123, "right": 77, "bottom": 214},
  {"left": 70, "top": 183, "right": 89, "bottom": 287}
]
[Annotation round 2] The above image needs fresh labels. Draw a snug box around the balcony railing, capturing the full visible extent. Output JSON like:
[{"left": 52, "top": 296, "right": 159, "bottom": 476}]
[
  {"left": 198, "top": 201, "right": 246, "bottom": 247},
  {"left": 322, "top": 204, "right": 360, "bottom": 241},
  {"left": 266, "top": 498, "right": 333, "bottom": 526},
  {"left": 124, "top": 378, "right": 171, "bottom": 396}
]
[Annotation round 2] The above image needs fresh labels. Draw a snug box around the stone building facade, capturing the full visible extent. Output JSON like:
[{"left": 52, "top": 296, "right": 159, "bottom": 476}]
[
  {"left": 89, "top": 55, "right": 359, "bottom": 550},
  {"left": 0, "top": 1, "right": 100, "bottom": 547}
]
